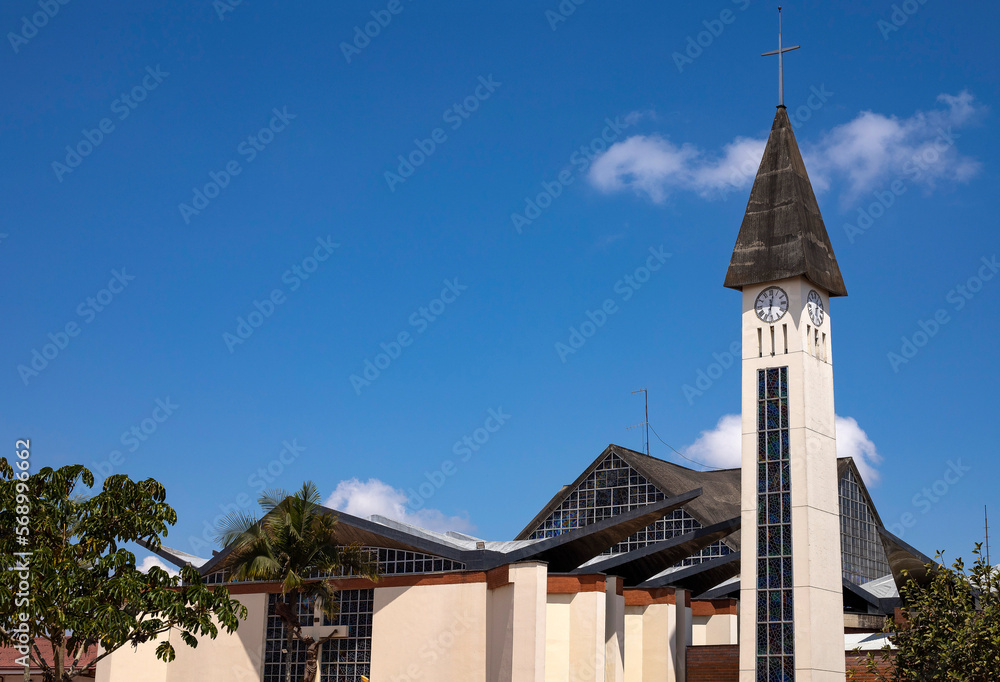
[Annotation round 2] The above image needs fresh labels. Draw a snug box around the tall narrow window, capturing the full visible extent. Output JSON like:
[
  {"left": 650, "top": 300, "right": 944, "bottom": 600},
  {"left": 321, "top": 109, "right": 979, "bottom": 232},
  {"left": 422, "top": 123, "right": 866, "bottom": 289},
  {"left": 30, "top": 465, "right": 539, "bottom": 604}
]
[
  {"left": 822, "top": 333, "right": 827, "bottom": 362},
  {"left": 782, "top": 324, "right": 788, "bottom": 354},
  {"left": 758, "top": 328, "right": 763, "bottom": 358},
  {"left": 806, "top": 325, "right": 812, "bottom": 355},
  {"left": 770, "top": 326, "right": 775, "bottom": 357},
  {"left": 756, "top": 367, "right": 793, "bottom": 680},
  {"left": 814, "top": 329, "right": 820, "bottom": 357}
]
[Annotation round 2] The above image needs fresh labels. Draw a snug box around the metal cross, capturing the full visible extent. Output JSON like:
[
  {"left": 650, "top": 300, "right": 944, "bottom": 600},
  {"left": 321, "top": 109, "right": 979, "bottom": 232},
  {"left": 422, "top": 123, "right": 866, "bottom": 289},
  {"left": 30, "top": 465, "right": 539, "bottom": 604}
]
[{"left": 761, "top": 6, "right": 800, "bottom": 107}]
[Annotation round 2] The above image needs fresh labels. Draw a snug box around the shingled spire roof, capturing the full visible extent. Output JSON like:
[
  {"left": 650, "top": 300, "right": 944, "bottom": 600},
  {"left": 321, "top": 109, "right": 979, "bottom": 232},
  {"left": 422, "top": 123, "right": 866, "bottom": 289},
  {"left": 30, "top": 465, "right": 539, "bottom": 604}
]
[{"left": 724, "top": 106, "right": 847, "bottom": 297}]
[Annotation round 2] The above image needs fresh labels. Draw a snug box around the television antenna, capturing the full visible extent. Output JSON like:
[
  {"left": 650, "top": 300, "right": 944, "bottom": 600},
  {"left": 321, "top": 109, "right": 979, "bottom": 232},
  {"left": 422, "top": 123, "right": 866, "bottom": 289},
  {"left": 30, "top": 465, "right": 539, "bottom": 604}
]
[{"left": 627, "top": 389, "right": 649, "bottom": 455}]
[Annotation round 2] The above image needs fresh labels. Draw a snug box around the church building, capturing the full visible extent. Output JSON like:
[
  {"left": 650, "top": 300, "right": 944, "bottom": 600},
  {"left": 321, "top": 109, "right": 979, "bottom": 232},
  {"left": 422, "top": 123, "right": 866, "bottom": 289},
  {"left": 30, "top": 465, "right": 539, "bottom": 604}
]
[{"left": 95, "top": 57, "right": 932, "bottom": 682}]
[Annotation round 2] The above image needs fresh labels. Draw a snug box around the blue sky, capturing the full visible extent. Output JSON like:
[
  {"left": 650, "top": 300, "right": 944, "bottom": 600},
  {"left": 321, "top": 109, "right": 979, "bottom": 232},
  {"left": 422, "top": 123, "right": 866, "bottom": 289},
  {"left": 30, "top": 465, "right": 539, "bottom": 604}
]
[{"left": 3, "top": 0, "right": 998, "bottom": 567}]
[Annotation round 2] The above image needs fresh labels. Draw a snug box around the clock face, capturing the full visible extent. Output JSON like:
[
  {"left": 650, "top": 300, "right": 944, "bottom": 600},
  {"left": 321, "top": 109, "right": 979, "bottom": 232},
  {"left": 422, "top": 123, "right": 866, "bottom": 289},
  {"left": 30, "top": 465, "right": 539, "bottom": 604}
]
[
  {"left": 807, "top": 290, "right": 825, "bottom": 326},
  {"left": 754, "top": 286, "right": 788, "bottom": 323}
]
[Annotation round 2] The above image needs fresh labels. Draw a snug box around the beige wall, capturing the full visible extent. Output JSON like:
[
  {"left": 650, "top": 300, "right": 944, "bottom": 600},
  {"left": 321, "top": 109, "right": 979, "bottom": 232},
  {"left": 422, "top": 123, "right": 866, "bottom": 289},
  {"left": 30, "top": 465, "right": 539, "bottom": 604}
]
[
  {"left": 168, "top": 592, "right": 267, "bottom": 681},
  {"left": 620, "top": 590, "right": 696, "bottom": 682},
  {"left": 692, "top": 613, "right": 738, "bottom": 646},
  {"left": 95, "top": 592, "right": 266, "bottom": 682},
  {"left": 370, "top": 581, "right": 488, "bottom": 682},
  {"left": 487, "top": 562, "right": 547, "bottom": 682},
  {"left": 545, "top": 586, "right": 607, "bottom": 682},
  {"left": 604, "top": 579, "right": 625, "bottom": 682}
]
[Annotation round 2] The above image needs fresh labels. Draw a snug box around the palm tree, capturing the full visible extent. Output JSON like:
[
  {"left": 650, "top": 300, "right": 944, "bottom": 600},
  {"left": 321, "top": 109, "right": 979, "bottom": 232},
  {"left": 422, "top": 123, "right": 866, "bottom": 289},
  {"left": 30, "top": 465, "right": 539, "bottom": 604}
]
[{"left": 216, "top": 482, "right": 378, "bottom": 682}]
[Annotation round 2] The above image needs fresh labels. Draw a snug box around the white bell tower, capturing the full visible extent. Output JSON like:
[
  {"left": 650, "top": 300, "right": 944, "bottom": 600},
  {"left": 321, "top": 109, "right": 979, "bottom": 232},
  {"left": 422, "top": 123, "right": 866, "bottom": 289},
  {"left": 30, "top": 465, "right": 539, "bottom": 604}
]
[{"left": 726, "top": 104, "right": 848, "bottom": 682}]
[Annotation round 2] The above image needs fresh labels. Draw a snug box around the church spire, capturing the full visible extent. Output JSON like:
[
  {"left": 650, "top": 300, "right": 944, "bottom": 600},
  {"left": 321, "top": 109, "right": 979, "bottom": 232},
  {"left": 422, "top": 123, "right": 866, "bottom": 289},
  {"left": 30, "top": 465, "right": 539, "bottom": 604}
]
[{"left": 723, "top": 106, "right": 848, "bottom": 297}]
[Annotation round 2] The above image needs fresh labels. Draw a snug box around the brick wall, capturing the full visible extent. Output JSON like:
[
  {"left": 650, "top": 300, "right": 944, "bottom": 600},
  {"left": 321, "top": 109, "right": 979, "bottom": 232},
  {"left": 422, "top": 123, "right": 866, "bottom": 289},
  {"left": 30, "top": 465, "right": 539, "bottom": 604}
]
[
  {"left": 686, "top": 646, "right": 894, "bottom": 681},
  {"left": 846, "top": 651, "right": 894, "bottom": 680},
  {"left": 687, "top": 645, "right": 739, "bottom": 682}
]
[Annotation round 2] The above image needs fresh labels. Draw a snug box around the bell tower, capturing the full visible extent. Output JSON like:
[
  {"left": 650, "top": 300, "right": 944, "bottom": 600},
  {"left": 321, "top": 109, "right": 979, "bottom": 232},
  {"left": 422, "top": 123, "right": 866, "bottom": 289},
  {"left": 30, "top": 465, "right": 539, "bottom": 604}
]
[{"left": 726, "top": 100, "right": 848, "bottom": 681}]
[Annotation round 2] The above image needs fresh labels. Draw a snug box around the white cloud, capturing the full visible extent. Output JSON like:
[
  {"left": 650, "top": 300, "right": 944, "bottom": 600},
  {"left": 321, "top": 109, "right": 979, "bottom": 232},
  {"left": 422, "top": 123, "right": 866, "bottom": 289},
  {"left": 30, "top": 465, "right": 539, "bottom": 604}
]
[
  {"left": 588, "top": 134, "right": 699, "bottom": 203},
  {"left": 682, "top": 413, "right": 883, "bottom": 485},
  {"left": 683, "top": 414, "right": 742, "bottom": 469},
  {"left": 624, "top": 108, "right": 658, "bottom": 125},
  {"left": 324, "top": 478, "right": 475, "bottom": 534},
  {"left": 835, "top": 416, "right": 883, "bottom": 486},
  {"left": 138, "top": 555, "right": 179, "bottom": 577},
  {"left": 589, "top": 92, "right": 983, "bottom": 204}
]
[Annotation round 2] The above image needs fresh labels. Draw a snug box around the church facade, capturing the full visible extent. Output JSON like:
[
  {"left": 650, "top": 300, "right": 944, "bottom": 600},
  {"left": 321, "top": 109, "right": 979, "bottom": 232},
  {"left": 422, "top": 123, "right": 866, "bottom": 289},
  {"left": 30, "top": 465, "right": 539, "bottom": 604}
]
[{"left": 95, "top": 106, "right": 927, "bottom": 682}]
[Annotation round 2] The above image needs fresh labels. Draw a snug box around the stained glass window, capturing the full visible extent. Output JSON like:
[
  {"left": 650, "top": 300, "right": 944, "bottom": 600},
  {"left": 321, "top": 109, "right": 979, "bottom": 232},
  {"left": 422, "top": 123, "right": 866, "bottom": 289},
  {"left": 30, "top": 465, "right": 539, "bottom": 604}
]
[
  {"left": 756, "top": 366, "right": 793, "bottom": 681},
  {"left": 525, "top": 451, "right": 735, "bottom": 566},
  {"left": 839, "top": 468, "right": 890, "bottom": 585}
]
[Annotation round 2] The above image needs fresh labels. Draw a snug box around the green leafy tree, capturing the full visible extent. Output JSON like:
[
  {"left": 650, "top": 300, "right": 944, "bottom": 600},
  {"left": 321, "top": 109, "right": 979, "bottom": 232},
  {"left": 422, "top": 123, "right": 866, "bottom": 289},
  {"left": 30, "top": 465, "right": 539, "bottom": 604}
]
[
  {"left": 859, "top": 544, "right": 1000, "bottom": 681},
  {"left": 0, "top": 459, "right": 248, "bottom": 682},
  {"left": 216, "top": 481, "right": 378, "bottom": 682}
]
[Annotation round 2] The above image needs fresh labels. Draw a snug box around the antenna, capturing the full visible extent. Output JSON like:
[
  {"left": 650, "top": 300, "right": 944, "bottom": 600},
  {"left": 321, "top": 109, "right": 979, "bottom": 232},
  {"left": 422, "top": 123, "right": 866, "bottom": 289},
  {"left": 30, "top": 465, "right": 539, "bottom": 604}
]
[
  {"left": 761, "top": 6, "right": 801, "bottom": 107},
  {"left": 986, "top": 506, "right": 991, "bottom": 566},
  {"left": 629, "top": 389, "right": 649, "bottom": 455}
]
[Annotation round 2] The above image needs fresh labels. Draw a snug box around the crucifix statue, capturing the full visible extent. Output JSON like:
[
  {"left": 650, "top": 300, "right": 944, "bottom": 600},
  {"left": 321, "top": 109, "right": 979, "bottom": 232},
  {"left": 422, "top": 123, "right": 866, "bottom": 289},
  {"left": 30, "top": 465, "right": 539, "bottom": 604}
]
[{"left": 761, "top": 6, "right": 800, "bottom": 107}]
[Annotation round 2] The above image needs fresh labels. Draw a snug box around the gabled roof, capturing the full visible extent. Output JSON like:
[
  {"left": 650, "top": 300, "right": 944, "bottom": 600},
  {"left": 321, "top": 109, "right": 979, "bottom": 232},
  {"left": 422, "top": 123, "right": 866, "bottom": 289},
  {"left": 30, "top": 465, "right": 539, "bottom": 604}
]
[
  {"left": 724, "top": 106, "right": 847, "bottom": 297},
  {"left": 515, "top": 444, "right": 740, "bottom": 550}
]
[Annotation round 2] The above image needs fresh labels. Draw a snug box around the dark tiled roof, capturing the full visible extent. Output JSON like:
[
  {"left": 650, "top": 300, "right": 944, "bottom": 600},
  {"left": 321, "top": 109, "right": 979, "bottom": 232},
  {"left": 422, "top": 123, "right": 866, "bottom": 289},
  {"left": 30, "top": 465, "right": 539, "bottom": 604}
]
[
  {"left": 724, "top": 106, "right": 847, "bottom": 297},
  {"left": 516, "top": 444, "right": 741, "bottom": 551}
]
